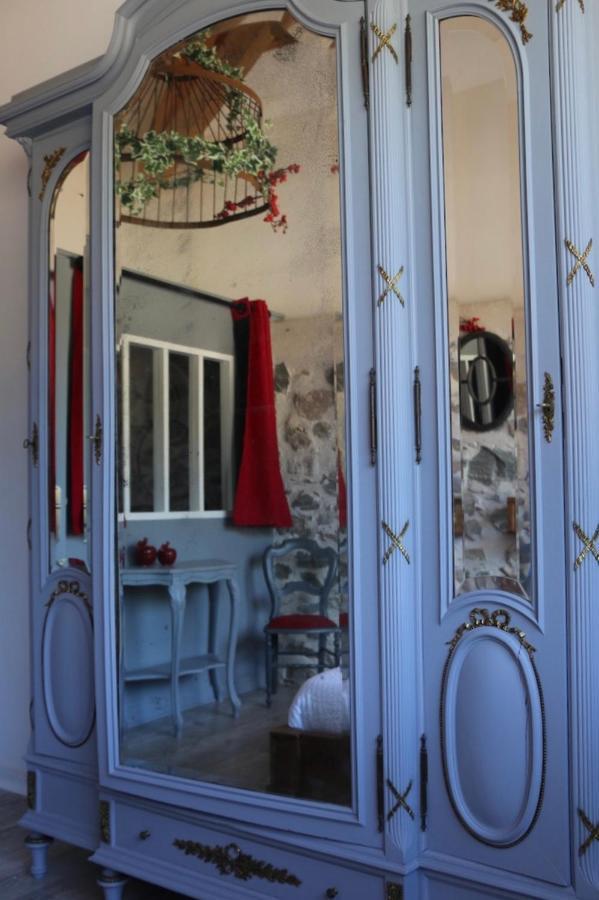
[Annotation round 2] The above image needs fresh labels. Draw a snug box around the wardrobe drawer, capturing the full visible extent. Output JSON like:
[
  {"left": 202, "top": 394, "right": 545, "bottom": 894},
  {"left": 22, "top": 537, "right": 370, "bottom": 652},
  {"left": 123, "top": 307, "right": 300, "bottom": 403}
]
[{"left": 112, "top": 800, "right": 384, "bottom": 899}]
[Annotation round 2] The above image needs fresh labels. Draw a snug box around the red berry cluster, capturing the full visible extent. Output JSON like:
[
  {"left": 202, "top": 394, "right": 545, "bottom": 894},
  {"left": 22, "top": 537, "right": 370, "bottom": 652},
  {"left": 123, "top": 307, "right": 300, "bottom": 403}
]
[
  {"left": 459, "top": 316, "right": 485, "bottom": 333},
  {"left": 214, "top": 163, "right": 301, "bottom": 233}
]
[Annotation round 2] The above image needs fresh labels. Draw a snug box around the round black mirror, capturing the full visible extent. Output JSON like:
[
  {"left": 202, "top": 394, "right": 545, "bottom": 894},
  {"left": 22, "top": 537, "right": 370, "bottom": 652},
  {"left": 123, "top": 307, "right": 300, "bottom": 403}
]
[{"left": 458, "top": 331, "right": 514, "bottom": 431}]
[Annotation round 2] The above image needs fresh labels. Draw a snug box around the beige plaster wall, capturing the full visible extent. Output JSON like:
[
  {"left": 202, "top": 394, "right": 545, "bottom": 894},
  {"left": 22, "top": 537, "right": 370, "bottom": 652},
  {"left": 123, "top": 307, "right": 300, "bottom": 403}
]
[
  {"left": 441, "top": 16, "right": 523, "bottom": 309},
  {"left": 118, "top": 16, "right": 342, "bottom": 319}
]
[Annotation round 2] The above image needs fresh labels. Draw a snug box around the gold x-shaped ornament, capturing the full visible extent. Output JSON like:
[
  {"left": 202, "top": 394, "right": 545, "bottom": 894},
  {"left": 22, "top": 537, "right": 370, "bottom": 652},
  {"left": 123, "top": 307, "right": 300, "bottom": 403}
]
[
  {"left": 556, "top": 0, "right": 585, "bottom": 12},
  {"left": 573, "top": 521, "right": 599, "bottom": 570},
  {"left": 387, "top": 778, "right": 415, "bottom": 822},
  {"left": 371, "top": 22, "right": 399, "bottom": 64},
  {"left": 377, "top": 265, "right": 405, "bottom": 307},
  {"left": 382, "top": 520, "right": 410, "bottom": 565},
  {"left": 566, "top": 238, "right": 595, "bottom": 287},
  {"left": 578, "top": 808, "right": 599, "bottom": 856}
]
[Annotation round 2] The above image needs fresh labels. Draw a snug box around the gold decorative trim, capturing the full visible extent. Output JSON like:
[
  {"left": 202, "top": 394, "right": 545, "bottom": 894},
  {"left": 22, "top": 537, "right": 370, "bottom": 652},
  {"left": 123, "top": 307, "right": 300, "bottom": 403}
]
[
  {"left": 371, "top": 22, "right": 399, "bottom": 64},
  {"left": 387, "top": 778, "right": 415, "bottom": 822},
  {"left": 537, "top": 372, "right": 555, "bottom": 443},
  {"left": 387, "top": 884, "right": 403, "bottom": 900},
  {"left": 556, "top": 0, "right": 585, "bottom": 12},
  {"left": 447, "top": 608, "right": 536, "bottom": 655},
  {"left": 441, "top": 608, "right": 546, "bottom": 848},
  {"left": 173, "top": 839, "right": 301, "bottom": 886},
  {"left": 382, "top": 520, "right": 410, "bottom": 565},
  {"left": 491, "top": 1, "right": 532, "bottom": 44},
  {"left": 26, "top": 771, "right": 36, "bottom": 810},
  {"left": 46, "top": 580, "right": 92, "bottom": 615},
  {"left": 573, "top": 522, "right": 599, "bottom": 570},
  {"left": 39, "top": 148, "right": 66, "bottom": 201},
  {"left": 377, "top": 265, "right": 405, "bottom": 307},
  {"left": 99, "top": 801, "right": 110, "bottom": 844},
  {"left": 578, "top": 808, "right": 599, "bottom": 856},
  {"left": 566, "top": 238, "right": 595, "bottom": 287}
]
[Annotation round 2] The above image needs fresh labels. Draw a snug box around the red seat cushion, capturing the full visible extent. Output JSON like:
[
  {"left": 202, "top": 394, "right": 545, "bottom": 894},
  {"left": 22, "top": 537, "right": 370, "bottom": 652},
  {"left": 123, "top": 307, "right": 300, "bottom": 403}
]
[{"left": 267, "top": 614, "right": 338, "bottom": 631}]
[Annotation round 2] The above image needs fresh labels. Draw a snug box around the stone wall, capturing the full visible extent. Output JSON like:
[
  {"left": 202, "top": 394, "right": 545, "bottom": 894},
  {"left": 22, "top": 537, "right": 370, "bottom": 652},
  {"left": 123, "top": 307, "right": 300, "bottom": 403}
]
[
  {"left": 450, "top": 300, "right": 531, "bottom": 597},
  {"left": 269, "top": 313, "right": 347, "bottom": 682}
]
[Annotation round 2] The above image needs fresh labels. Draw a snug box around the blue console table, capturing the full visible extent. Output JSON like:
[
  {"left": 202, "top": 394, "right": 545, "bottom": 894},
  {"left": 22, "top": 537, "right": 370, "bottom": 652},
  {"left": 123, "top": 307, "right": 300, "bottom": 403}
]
[{"left": 119, "top": 559, "right": 241, "bottom": 736}]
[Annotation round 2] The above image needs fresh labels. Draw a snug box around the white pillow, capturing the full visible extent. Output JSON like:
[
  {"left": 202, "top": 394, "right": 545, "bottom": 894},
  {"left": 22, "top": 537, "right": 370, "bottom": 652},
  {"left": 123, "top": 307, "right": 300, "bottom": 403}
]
[{"left": 287, "top": 667, "right": 350, "bottom": 734}]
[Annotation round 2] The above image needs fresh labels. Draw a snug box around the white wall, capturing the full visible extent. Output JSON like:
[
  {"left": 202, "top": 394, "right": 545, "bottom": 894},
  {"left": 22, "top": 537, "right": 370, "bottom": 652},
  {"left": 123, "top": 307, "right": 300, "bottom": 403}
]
[{"left": 0, "top": 0, "right": 121, "bottom": 794}]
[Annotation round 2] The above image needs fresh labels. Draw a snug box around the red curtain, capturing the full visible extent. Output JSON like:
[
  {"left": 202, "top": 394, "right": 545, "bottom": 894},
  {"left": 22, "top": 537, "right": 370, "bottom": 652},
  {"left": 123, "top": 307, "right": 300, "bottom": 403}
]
[
  {"left": 67, "top": 264, "right": 84, "bottom": 535},
  {"left": 48, "top": 272, "right": 57, "bottom": 535},
  {"left": 231, "top": 299, "right": 291, "bottom": 527}
]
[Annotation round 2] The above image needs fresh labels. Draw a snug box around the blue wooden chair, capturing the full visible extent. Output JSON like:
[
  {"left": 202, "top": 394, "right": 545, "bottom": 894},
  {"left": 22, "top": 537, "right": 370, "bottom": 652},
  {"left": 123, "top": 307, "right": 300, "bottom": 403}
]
[{"left": 263, "top": 538, "right": 340, "bottom": 706}]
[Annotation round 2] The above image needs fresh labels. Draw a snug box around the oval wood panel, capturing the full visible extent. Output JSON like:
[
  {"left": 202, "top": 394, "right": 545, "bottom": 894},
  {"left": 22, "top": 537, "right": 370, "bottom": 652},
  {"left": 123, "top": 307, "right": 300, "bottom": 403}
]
[
  {"left": 441, "top": 626, "right": 544, "bottom": 847},
  {"left": 42, "top": 589, "right": 95, "bottom": 747}
]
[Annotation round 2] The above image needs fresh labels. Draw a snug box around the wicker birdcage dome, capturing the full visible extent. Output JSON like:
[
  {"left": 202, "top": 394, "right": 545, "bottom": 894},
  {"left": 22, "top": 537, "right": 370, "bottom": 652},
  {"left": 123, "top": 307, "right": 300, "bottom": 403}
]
[{"left": 115, "top": 45, "right": 273, "bottom": 229}]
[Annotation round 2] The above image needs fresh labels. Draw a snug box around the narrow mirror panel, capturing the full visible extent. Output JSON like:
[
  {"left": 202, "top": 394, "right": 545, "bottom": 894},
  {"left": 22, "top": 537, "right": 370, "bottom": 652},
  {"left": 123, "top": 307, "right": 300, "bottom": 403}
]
[
  {"left": 114, "top": 11, "right": 351, "bottom": 805},
  {"left": 440, "top": 17, "right": 531, "bottom": 598},
  {"left": 48, "top": 152, "right": 91, "bottom": 574}
]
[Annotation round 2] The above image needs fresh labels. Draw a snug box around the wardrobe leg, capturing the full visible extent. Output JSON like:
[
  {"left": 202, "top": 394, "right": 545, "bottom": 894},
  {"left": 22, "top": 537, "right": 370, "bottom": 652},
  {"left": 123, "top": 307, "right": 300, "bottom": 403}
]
[
  {"left": 24, "top": 833, "right": 53, "bottom": 879},
  {"left": 97, "top": 868, "right": 128, "bottom": 899}
]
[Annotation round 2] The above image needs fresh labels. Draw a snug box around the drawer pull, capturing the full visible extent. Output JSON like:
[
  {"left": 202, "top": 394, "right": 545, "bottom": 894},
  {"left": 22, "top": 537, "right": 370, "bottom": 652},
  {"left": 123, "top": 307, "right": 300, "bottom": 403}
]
[
  {"left": 173, "top": 838, "right": 302, "bottom": 887},
  {"left": 326, "top": 890, "right": 339, "bottom": 898},
  {"left": 139, "top": 830, "right": 151, "bottom": 841}
]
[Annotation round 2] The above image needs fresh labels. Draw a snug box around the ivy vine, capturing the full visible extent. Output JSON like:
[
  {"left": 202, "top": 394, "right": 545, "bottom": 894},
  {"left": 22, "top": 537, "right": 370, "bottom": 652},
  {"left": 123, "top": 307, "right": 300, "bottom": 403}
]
[{"left": 115, "top": 30, "right": 298, "bottom": 229}]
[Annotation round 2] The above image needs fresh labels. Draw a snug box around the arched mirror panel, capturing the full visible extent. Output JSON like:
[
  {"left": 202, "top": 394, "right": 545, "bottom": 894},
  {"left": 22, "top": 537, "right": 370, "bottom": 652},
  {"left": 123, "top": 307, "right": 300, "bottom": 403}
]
[
  {"left": 440, "top": 17, "right": 531, "bottom": 600},
  {"left": 113, "top": 9, "right": 352, "bottom": 807},
  {"left": 47, "top": 151, "right": 91, "bottom": 575}
]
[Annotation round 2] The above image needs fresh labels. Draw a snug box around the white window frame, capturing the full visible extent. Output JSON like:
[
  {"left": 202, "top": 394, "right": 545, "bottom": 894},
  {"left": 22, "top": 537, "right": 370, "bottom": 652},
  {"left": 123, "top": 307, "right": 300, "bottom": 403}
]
[{"left": 119, "top": 333, "right": 234, "bottom": 520}]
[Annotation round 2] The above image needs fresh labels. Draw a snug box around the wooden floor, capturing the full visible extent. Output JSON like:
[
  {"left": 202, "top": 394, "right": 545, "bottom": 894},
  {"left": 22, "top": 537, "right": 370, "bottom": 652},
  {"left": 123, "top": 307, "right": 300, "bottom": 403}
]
[
  {"left": 0, "top": 790, "right": 184, "bottom": 899},
  {"left": 121, "top": 685, "right": 296, "bottom": 792}
]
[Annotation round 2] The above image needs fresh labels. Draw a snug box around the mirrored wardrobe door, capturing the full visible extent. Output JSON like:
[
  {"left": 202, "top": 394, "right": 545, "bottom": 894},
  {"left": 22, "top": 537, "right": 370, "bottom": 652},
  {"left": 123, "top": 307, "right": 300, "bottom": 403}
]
[
  {"left": 47, "top": 150, "right": 91, "bottom": 576},
  {"left": 409, "top": 1, "right": 569, "bottom": 884},
  {"left": 29, "top": 141, "right": 96, "bottom": 767},
  {"left": 101, "top": 1, "right": 378, "bottom": 834}
]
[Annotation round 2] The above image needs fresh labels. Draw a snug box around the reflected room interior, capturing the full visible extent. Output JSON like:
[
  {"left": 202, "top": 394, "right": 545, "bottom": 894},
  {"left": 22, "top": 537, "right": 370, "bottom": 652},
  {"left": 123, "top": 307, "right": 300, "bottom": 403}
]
[
  {"left": 114, "top": 11, "right": 351, "bottom": 806},
  {"left": 440, "top": 17, "right": 532, "bottom": 600},
  {"left": 48, "top": 151, "right": 91, "bottom": 575}
]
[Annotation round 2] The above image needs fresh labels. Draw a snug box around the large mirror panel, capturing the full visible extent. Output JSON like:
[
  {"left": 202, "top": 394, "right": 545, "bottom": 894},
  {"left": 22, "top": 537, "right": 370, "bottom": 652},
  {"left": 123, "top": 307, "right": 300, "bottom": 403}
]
[
  {"left": 440, "top": 17, "right": 532, "bottom": 599},
  {"left": 48, "top": 151, "right": 91, "bottom": 574},
  {"left": 115, "top": 10, "right": 351, "bottom": 806}
]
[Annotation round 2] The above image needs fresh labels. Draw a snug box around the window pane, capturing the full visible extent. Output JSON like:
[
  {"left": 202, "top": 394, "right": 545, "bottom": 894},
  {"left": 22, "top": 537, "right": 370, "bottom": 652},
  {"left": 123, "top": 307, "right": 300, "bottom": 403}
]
[
  {"left": 169, "top": 352, "right": 190, "bottom": 511},
  {"left": 129, "top": 345, "right": 155, "bottom": 512},
  {"left": 204, "top": 358, "right": 222, "bottom": 511}
]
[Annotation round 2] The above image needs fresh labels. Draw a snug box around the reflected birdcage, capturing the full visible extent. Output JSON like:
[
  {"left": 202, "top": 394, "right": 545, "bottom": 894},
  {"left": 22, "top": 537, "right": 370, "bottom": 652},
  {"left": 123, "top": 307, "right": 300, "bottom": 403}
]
[{"left": 115, "top": 36, "right": 273, "bottom": 229}]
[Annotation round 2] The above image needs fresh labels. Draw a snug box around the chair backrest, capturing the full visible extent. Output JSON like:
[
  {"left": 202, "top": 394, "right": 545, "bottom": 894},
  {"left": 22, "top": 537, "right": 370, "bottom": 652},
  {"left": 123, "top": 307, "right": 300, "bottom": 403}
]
[{"left": 263, "top": 538, "right": 338, "bottom": 621}]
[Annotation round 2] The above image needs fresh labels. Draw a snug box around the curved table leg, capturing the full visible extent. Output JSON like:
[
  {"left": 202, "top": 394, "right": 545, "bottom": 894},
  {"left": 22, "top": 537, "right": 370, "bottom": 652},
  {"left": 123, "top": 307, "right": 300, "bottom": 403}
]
[
  {"left": 168, "top": 582, "right": 186, "bottom": 736},
  {"left": 208, "top": 583, "right": 222, "bottom": 702},
  {"left": 225, "top": 578, "right": 241, "bottom": 717}
]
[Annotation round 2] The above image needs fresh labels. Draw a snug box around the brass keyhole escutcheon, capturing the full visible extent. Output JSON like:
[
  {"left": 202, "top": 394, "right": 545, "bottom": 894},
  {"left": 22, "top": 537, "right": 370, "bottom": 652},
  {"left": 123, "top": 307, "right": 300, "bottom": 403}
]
[
  {"left": 87, "top": 414, "right": 103, "bottom": 464},
  {"left": 537, "top": 372, "right": 555, "bottom": 443},
  {"left": 23, "top": 422, "right": 39, "bottom": 467}
]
